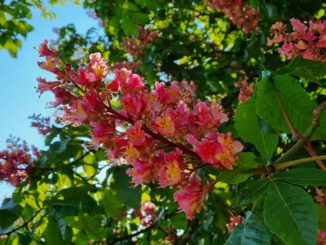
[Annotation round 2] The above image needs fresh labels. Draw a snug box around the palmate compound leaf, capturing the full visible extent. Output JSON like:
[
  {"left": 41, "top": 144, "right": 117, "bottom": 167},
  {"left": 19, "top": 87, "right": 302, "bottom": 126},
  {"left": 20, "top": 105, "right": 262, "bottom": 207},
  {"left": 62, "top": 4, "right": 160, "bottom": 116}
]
[
  {"left": 235, "top": 98, "right": 278, "bottom": 159},
  {"left": 236, "top": 178, "right": 271, "bottom": 206},
  {"left": 272, "top": 168, "right": 326, "bottom": 186},
  {"left": 225, "top": 211, "right": 271, "bottom": 245},
  {"left": 50, "top": 187, "right": 99, "bottom": 216},
  {"left": 277, "top": 56, "right": 326, "bottom": 81},
  {"left": 263, "top": 182, "right": 318, "bottom": 245},
  {"left": 255, "top": 75, "right": 326, "bottom": 140},
  {"left": 102, "top": 189, "right": 122, "bottom": 218}
]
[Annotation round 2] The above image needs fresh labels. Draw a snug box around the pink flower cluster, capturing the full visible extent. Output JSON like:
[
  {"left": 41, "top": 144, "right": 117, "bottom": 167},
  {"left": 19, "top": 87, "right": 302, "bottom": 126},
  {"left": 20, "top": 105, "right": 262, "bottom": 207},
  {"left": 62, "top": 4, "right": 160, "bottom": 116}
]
[
  {"left": 29, "top": 114, "right": 51, "bottom": 136},
  {"left": 207, "top": 0, "right": 260, "bottom": 33},
  {"left": 234, "top": 78, "right": 254, "bottom": 104},
  {"left": 134, "top": 201, "right": 158, "bottom": 226},
  {"left": 226, "top": 212, "right": 243, "bottom": 233},
  {"left": 123, "top": 26, "right": 160, "bottom": 60},
  {"left": 268, "top": 19, "right": 326, "bottom": 61},
  {"left": 0, "top": 138, "right": 38, "bottom": 186},
  {"left": 318, "top": 230, "right": 326, "bottom": 245},
  {"left": 37, "top": 40, "right": 243, "bottom": 219},
  {"left": 315, "top": 187, "right": 326, "bottom": 208}
]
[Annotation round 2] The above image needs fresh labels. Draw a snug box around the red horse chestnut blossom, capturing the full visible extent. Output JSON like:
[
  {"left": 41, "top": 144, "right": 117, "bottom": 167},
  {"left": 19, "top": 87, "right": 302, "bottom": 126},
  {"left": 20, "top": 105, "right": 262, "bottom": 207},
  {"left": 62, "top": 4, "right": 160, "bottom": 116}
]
[
  {"left": 226, "top": 212, "right": 244, "bottom": 233},
  {"left": 134, "top": 201, "right": 158, "bottom": 226},
  {"left": 234, "top": 78, "right": 254, "bottom": 104},
  {"left": 36, "top": 40, "right": 243, "bottom": 219},
  {"left": 123, "top": 26, "right": 160, "bottom": 60},
  {"left": 173, "top": 175, "right": 214, "bottom": 219},
  {"left": 207, "top": 0, "right": 260, "bottom": 33},
  {"left": 29, "top": 114, "right": 51, "bottom": 136},
  {"left": 268, "top": 19, "right": 326, "bottom": 61},
  {"left": 0, "top": 137, "right": 38, "bottom": 186}
]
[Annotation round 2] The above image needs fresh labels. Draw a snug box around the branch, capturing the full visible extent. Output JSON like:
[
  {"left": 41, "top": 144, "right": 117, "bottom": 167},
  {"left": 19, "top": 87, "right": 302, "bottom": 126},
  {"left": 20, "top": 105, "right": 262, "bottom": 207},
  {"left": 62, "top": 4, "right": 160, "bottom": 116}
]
[
  {"left": 69, "top": 151, "right": 92, "bottom": 166},
  {"left": 108, "top": 209, "right": 178, "bottom": 244},
  {"left": 0, "top": 210, "right": 42, "bottom": 238},
  {"left": 253, "top": 155, "right": 326, "bottom": 174},
  {"left": 274, "top": 100, "right": 326, "bottom": 170},
  {"left": 98, "top": 95, "right": 201, "bottom": 160}
]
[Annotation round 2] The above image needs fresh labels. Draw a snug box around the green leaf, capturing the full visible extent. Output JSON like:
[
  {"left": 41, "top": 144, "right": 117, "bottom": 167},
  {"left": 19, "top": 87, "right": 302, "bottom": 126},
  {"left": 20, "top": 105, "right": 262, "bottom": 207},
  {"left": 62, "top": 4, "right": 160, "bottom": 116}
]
[
  {"left": 111, "top": 166, "right": 141, "bottom": 209},
  {"left": 49, "top": 138, "right": 71, "bottom": 154},
  {"left": 277, "top": 56, "right": 326, "bottom": 81},
  {"left": 237, "top": 178, "right": 270, "bottom": 206},
  {"left": 102, "top": 189, "right": 122, "bottom": 218},
  {"left": 50, "top": 187, "right": 98, "bottom": 216},
  {"left": 255, "top": 75, "right": 326, "bottom": 140},
  {"left": 273, "top": 169, "right": 326, "bottom": 186},
  {"left": 225, "top": 212, "right": 271, "bottom": 245},
  {"left": 45, "top": 127, "right": 61, "bottom": 146},
  {"left": 4, "top": 38, "right": 21, "bottom": 57},
  {"left": 218, "top": 152, "right": 262, "bottom": 184},
  {"left": 235, "top": 99, "right": 278, "bottom": 159},
  {"left": 0, "top": 11, "right": 7, "bottom": 25},
  {"left": 0, "top": 199, "right": 21, "bottom": 229},
  {"left": 263, "top": 182, "right": 318, "bottom": 245},
  {"left": 44, "top": 217, "right": 64, "bottom": 245}
]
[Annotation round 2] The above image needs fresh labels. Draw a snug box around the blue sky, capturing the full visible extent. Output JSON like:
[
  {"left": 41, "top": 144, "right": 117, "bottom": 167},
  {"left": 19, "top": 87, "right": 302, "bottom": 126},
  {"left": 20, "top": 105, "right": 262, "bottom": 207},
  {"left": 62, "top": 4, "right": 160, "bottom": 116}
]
[{"left": 0, "top": 2, "right": 100, "bottom": 199}]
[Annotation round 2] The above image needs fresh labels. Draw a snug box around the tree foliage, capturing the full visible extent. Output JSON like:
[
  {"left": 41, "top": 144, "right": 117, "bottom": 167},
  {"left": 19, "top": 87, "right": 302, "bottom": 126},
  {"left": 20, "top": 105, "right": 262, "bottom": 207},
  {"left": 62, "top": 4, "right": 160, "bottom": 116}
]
[{"left": 0, "top": 0, "right": 326, "bottom": 244}]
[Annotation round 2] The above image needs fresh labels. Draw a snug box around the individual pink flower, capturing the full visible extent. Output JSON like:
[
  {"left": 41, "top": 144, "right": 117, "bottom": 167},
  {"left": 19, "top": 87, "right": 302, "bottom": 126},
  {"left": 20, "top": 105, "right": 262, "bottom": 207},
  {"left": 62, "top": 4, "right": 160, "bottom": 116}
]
[
  {"left": 120, "top": 93, "right": 146, "bottom": 119},
  {"left": 156, "top": 149, "right": 183, "bottom": 187},
  {"left": 317, "top": 34, "right": 326, "bottom": 48},
  {"left": 153, "top": 81, "right": 182, "bottom": 105},
  {"left": 173, "top": 175, "right": 213, "bottom": 219},
  {"left": 89, "top": 121, "right": 116, "bottom": 149},
  {"left": 188, "top": 132, "right": 243, "bottom": 170},
  {"left": 106, "top": 78, "right": 120, "bottom": 92},
  {"left": 126, "top": 159, "right": 155, "bottom": 185},
  {"left": 126, "top": 121, "right": 146, "bottom": 146},
  {"left": 290, "top": 18, "right": 307, "bottom": 33},
  {"left": 189, "top": 101, "right": 228, "bottom": 134},
  {"left": 38, "top": 40, "right": 57, "bottom": 58},
  {"left": 278, "top": 42, "right": 294, "bottom": 59},
  {"left": 36, "top": 78, "right": 61, "bottom": 94},
  {"left": 152, "top": 115, "right": 176, "bottom": 137},
  {"left": 114, "top": 68, "right": 147, "bottom": 95}
]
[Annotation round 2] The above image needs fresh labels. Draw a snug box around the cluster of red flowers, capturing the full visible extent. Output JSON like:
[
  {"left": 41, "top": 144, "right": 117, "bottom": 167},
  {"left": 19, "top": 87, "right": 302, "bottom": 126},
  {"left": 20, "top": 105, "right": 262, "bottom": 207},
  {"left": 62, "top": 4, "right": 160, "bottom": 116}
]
[
  {"left": 268, "top": 19, "right": 326, "bottom": 61},
  {"left": 134, "top": 201, "right": 158, "bottom": 226},
  {"left": 207, "top": 0, "right": 260, "bottom": 33},
  {"left": 234, "top": 78, "right": 254, "bottom": 104},
  {"left": 318, "top": 230, "right": 326, "bottom": 245},
  {"left": 0, "top": 137, "right": 38, "bottom": 186},
  {"left": 29, "top": 114, "right": 51, "bottom": 136},
  {"left": 226, "top": 213, "right": 243, "bottom": 233},
  {"left": 315, "top": 187, "right": 326, "bottom": 208},
  {"left": 37, "top": 40, "right": 243, "bottom": 219},
  {"left": 123, "top": 27, "right": 160, "bottom": 60}
]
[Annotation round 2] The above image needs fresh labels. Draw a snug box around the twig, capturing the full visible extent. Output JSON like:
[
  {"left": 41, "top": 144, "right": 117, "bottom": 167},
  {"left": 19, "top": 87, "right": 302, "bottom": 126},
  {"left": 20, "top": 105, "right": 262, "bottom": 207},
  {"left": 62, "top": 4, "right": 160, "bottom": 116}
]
[
  {"left": 108, "top": 209, "right": 178, "bottom": 244},
  {"left": 1, "top": 210, "right": 42, "bottom": 239},
  {"left": 273, "top": 93, "right": 326, "bottom": 169},
  {"left": 253, "top": 155, "right": 326, "bottom": 174}
]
